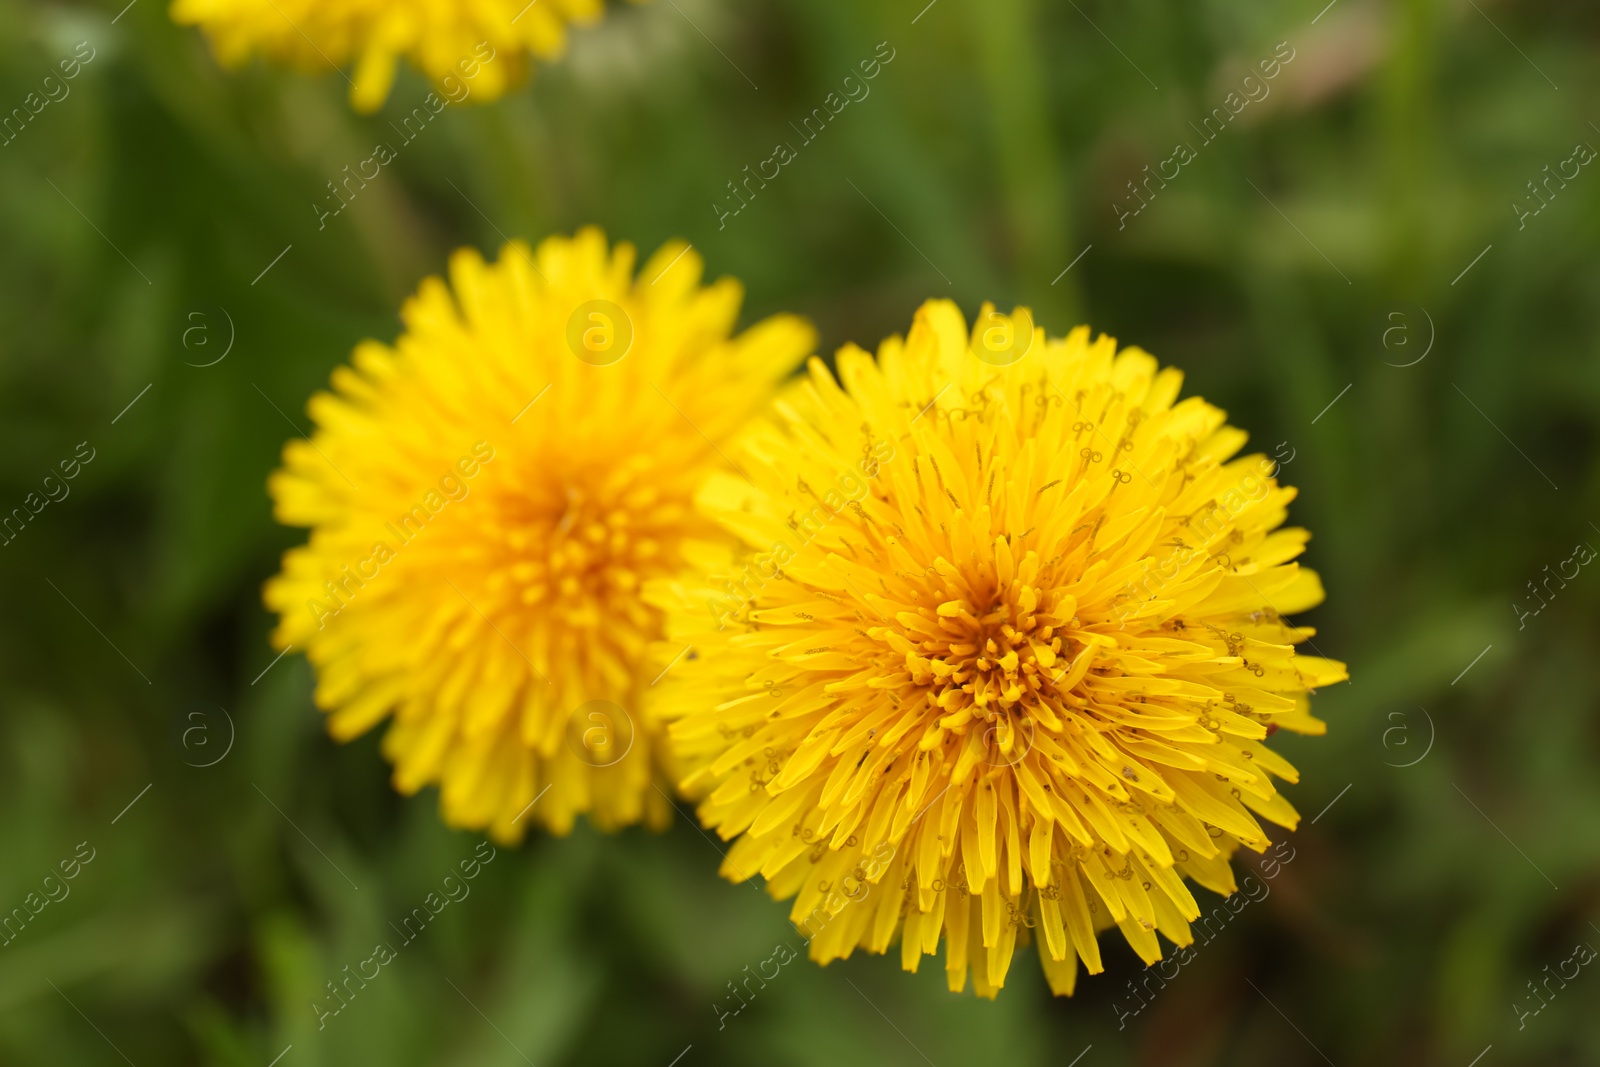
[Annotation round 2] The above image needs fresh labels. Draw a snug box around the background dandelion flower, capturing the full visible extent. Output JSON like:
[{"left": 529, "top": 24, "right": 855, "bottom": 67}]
[
  {"left": 647, "top": 299, "right": 1347, "bottom": 998},
  {"left": 171, "top": 0, "right": 637, "bottom": 111},
  {"left": 264, "top": 228, "right": 814, "bottom": 841}
]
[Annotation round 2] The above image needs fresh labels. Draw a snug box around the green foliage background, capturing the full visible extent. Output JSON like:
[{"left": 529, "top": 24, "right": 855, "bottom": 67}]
[{"left": 2, "top": 0, "right": 1598, "bottom": 1063}]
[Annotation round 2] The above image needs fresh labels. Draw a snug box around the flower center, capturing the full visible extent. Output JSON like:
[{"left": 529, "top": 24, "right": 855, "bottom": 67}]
[
  {"left": 878, "top": 544, "right": 1087, "bottom": 756},
  {"left": 477, "top": 473, "right": 670, "bottom": 629}
]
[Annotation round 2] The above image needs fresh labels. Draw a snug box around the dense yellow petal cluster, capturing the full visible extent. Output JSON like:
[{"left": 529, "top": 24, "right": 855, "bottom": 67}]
[
  {"left": 172, "top": 0, "right": 631, "bottom": 111},
  {"left": 265, "top": 229, "right": 814, "bottom": 841},
  {"left": 647, "top": 299, "right": 1346, "bottom": 997}
]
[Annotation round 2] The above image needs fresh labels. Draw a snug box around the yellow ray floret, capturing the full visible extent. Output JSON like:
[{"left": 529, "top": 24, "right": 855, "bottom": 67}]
[
  {"left": 172, "top": 0, "right": 639, "bottom": 111},
  {"left": 646, "top": 299, "right": 1347, "bottom": 998},
  {"left": 264, "top": 228, "right": 814, "bottom": 841}
]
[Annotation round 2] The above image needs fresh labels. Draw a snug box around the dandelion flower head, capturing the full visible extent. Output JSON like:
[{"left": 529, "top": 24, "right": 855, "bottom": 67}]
[
  {"left": 648, "top": 299, "right": 1347, "bottom": 997},
  {"left": 264, "top": 228, "right": 814, "bottom": 841},
  {"left": 173, "top": 0, "right": 633, "bottom": 111}
]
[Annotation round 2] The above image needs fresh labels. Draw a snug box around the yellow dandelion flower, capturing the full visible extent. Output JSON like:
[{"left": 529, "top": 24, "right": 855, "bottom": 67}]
[
  {"left": 172, "top": 0, "right": 636, "bottom": 112},
  {"left": 263, "top": 228, "right": 814, "bottom": 841},
  {"left": 646, "top": 299, "right": 1347, "bottom": 998}
]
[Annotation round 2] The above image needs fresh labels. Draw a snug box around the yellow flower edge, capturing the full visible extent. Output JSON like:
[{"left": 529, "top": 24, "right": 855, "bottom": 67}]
[
  {"left": 171, "top": 0, "right": 639, "bottom": 111},
  {"left": 646, "top": 299, "right": 1347, "bottom": 997},
  {"left": 263, "top": 227, "right": 815, "bottom": 841}
]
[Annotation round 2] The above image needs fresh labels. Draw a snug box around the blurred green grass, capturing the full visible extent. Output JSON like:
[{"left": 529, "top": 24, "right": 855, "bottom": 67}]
[{"left": 2, "top": 0, "right": 1600, "bottom": 1063}]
